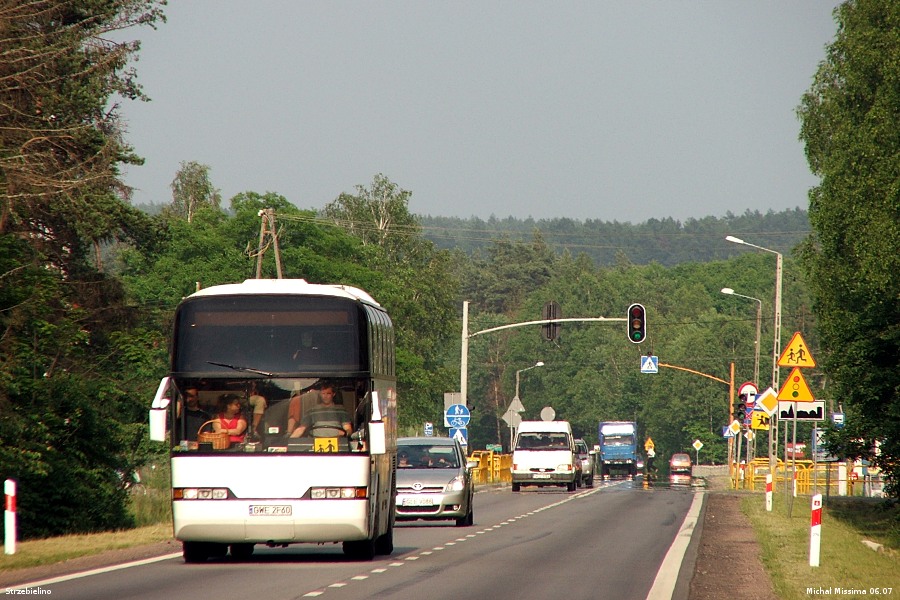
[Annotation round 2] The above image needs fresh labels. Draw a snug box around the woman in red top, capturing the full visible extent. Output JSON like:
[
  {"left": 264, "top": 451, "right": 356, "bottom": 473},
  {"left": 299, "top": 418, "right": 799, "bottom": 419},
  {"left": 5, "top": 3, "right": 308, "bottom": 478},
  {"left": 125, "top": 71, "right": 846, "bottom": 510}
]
[{"left": 213, "top": 394, "right": 248, "bottom": 443}]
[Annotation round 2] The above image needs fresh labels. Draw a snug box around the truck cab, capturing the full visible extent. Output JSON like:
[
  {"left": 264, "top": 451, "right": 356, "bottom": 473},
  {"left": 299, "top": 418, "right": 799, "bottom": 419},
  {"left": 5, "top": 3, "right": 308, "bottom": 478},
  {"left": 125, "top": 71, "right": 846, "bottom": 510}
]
[{"left": 598, "top": 421, "right": 638, "bottom": 480}]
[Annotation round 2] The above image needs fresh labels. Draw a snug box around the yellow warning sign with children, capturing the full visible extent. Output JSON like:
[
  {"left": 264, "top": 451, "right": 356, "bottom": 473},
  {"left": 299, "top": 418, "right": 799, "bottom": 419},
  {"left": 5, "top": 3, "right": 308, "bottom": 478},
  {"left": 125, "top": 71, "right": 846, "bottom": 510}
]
[{"left": 778, "top": 332, "right": 816, "bottom": 368}]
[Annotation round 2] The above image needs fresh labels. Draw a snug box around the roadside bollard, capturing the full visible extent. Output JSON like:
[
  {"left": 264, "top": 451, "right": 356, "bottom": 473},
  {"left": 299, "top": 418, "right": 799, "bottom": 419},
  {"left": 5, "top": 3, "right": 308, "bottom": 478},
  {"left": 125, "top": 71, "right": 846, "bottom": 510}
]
[
  {"left": 810, "top": 493, "right": 822, "bottom": 567},
  {"left": 4, "top": 478, "right": 16, "bottom": 555}
]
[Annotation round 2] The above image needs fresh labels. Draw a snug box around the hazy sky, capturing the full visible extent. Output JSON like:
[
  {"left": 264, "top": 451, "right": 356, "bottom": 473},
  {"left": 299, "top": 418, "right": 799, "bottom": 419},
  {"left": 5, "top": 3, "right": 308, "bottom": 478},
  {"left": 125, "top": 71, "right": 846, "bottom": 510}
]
[{"left": 120, "top": 2, "right": 840, "bottom": 223}]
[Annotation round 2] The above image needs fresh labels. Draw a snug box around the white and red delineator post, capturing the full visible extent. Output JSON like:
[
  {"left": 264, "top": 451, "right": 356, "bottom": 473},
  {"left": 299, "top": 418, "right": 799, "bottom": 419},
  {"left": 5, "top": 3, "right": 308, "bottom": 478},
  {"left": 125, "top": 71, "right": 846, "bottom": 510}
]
[
  {"left": 765, "top": 474, "right": 773, "bottom": 512},
  {"left": 809, "top": 493, "right": 822, "bottom": 567},
  {"left": 4, "top": 478, "right": 16, "bottom": 555}
]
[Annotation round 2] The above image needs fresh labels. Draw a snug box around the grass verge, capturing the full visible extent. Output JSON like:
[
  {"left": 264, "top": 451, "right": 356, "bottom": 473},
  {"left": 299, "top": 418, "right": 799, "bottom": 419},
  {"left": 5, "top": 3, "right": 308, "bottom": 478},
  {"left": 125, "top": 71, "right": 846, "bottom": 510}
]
[
  {"left": 745, "top": 493, "right": 900, "bottom": 598},
  {"left": 0, "top": 523, "right": 174, "bottom": 572}
]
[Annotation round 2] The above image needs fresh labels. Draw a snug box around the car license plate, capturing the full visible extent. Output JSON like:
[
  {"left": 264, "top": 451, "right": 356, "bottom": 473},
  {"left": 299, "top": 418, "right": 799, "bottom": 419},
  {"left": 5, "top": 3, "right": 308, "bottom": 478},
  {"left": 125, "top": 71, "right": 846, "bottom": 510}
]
[
  {"left": 533, "top": 473, "right": 552, "bottom": 479},
  {"left": 402, "top": 497, "right": 434, "bottom": 507},
  {"left": 249, "top": 505, "right": 292, "bottom": 516}
]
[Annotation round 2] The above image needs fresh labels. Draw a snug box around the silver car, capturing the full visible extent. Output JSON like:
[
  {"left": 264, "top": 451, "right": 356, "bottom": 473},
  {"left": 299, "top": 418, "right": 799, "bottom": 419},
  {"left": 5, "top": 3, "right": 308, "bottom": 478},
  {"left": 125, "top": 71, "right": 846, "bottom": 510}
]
[
  {"left": 574, "top": 438, "right": 595, "bottom": 487},
  {"left": 395, "top": 437, "right": 477, "bottom": 527}
]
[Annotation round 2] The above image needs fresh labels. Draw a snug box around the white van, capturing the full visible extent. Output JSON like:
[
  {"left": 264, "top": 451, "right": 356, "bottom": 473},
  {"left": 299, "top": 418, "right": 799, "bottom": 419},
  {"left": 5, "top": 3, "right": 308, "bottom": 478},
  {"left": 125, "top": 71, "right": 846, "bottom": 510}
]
[{"left": 511, "top": 421, "right": 577, "bottom": 492}]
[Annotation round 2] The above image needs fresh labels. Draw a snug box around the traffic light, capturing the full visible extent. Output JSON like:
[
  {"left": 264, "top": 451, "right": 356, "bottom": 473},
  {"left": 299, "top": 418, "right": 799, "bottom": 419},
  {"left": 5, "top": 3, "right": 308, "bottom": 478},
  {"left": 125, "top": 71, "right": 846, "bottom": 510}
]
[
  {"left": 627, "top": 303, "right": 647, "bottom": 343},
  {"left": 733, "top": 399, "right": 747, "bottom": 421},
  {"left": 736, "top": 393, "right": 754, "bottom": 424},
  {"left": 542, "top": 301, "right": 561, "bottom": 341}
]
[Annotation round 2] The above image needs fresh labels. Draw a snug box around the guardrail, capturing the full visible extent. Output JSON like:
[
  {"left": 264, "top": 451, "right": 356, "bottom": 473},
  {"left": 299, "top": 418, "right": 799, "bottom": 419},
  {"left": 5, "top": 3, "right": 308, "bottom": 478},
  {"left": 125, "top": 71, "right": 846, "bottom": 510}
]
[
  {"left": 729, "top": 458, "right": 884, "bottom": 497},
  {"left": 469, "top": 450, "right": 512, "bottom": 484}
]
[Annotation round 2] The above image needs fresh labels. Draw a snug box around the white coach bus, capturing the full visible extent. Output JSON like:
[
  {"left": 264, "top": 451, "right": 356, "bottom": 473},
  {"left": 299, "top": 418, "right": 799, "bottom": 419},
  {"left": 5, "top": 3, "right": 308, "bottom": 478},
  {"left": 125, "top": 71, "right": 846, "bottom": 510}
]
[{"left": 149, "top": 279, "right": 397, "bottom": 562}]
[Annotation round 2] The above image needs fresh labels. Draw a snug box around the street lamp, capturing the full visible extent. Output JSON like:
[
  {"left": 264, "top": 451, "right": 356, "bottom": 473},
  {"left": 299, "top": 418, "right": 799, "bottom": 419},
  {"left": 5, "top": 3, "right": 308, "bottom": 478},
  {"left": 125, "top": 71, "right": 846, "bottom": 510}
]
[
  {"left": 726, "top": 236, "right": 783, "bottom": 494},
  {"left": 721, "top": 288, "right": 763, "bottom": 387},
  {"left": 724, "top": 236, "right": 783, "bottom": 391},
  {"left": 515, "top": 361, "right": 544, "bottom": 401}
]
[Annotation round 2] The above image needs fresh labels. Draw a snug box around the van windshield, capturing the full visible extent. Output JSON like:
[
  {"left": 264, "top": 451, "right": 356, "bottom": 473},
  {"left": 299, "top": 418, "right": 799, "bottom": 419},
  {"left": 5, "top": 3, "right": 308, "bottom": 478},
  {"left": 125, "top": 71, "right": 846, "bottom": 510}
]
[{"left": 515, "top": 432, "right": 570, "bottom": 451}]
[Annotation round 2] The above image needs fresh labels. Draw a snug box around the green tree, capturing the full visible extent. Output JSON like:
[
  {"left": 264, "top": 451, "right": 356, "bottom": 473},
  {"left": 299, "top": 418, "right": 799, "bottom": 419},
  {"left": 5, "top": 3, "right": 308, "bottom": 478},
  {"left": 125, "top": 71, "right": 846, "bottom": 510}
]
[
  {"left": 0, "top": 0, "right": 167, "bottom": 538},
  {"left": 797, "top": 0, "right": 900, "bottom": 495},
  {"left": 168, "top": 161, "right": 222, "bottom": 223}
]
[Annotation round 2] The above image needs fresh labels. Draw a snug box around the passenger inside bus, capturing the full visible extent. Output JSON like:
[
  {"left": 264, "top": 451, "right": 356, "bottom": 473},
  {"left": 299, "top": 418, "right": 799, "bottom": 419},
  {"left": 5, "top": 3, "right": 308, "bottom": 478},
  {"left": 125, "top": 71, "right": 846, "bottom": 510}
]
[
  {"left": 213, "top": 393, "right": 248, "bottom": 444},
  {"left": 247, "top": 381, "right": 267, "bottom": 439},
  {"left": 176, "top": 387, "right": 210, "bottom": 442}
]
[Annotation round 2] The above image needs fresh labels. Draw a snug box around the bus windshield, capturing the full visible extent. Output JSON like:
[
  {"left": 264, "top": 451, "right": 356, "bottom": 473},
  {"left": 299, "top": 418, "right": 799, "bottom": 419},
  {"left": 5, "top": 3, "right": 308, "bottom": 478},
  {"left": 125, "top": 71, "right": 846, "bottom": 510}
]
[{"left": 173, "top": 295, "right": 366, "bottom": 376}]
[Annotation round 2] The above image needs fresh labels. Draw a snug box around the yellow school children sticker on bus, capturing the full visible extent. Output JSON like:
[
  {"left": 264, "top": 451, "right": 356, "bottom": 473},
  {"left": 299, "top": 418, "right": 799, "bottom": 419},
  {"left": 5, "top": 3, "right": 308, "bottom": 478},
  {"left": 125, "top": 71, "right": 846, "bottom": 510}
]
[{"left": 314, "top": 438, "right": 340, "bottom": 453}]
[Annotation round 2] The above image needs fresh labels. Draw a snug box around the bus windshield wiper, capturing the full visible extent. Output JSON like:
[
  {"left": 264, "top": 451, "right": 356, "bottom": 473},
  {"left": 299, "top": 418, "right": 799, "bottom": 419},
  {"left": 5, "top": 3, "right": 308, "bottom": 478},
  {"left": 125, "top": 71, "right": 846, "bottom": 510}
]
[{"left": 207, "top": 362, "right": 275, "bottom": 377}]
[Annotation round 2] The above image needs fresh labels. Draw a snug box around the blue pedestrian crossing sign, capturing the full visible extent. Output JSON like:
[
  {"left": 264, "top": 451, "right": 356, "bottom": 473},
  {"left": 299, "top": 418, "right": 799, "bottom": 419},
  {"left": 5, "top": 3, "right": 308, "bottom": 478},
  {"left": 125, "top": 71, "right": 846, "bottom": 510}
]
[
  {"left": 640, "top": 355, "right": 659, "bottom": 374},
  {"left": 446, "top": 404, "right": 471, "bottom": 428},
  {"left": 450, "top": 427, "right": 468, "bottom": 446}
]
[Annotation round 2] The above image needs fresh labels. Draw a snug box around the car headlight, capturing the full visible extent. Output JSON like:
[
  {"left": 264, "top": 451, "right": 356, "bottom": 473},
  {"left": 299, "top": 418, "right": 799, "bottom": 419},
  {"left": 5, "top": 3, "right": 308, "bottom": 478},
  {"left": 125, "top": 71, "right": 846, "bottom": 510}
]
[{"left": 444, "top": 475, "right": 466, "bottom": 492}]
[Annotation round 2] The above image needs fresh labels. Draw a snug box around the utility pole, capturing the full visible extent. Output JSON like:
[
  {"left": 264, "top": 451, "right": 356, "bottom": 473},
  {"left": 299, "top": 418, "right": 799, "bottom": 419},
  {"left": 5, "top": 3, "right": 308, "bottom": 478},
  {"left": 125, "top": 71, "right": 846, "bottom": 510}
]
[{"left": 254, "top": 208, "right": 284, "bottom": 279}]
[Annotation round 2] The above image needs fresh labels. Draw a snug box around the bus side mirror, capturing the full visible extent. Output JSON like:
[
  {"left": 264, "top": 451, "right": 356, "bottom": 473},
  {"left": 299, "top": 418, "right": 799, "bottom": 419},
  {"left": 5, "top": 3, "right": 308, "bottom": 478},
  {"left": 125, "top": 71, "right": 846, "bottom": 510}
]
[{"left": 149, "top": 377, "right": 171, "bottom": 442}]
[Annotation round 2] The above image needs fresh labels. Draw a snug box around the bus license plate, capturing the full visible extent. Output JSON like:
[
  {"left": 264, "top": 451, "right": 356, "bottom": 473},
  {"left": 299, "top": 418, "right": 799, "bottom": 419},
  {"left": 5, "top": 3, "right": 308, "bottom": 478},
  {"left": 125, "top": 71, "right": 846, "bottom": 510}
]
[{"left": 249, "top": 505, "right": 292, "bottom": 516}]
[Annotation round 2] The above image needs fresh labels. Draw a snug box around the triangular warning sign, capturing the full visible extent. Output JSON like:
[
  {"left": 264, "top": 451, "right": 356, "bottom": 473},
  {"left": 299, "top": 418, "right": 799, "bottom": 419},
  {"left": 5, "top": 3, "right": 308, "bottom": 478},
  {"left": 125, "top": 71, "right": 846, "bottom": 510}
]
[
  {"left": 778, "top": 332, "right": 816, "bottom": 368},
  {"left": 777, "top": 368, "right": 816, "bottom": 402}
]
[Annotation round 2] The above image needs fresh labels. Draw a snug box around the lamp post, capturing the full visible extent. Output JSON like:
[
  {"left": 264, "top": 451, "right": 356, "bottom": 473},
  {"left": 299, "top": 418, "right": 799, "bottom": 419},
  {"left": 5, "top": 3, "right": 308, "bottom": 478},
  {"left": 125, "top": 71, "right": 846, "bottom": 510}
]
[
  {"left": 725, "top": 236, "right": 783, "bottom": 391},
  {"left": 721, "top": 288, "right": 762, "bottom": 387},
  {"left": 509, "top": 361, "right": 543, "bottom": 447},
  {"left": 515, "top": 361, "right": 544, "bottom": 402},
  {"left": 726, "top": 236, "right": 783, "bottom": 498}
]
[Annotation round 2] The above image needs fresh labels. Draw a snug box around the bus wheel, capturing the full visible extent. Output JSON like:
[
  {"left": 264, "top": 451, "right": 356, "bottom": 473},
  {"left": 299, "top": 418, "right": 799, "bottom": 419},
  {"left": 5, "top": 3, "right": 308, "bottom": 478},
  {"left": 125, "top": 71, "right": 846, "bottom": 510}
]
[
  {"left": 183, "top": 542, "right": 208, "bottom": 563},
  {"left": 343, "top": 538, "right": 375, "bottom": 561},
  {"left": 230, "top": 543, "right": 254, "bottom": 560},
  {"left": 374, "top": 528, "right": 393, "bottom": 555}
]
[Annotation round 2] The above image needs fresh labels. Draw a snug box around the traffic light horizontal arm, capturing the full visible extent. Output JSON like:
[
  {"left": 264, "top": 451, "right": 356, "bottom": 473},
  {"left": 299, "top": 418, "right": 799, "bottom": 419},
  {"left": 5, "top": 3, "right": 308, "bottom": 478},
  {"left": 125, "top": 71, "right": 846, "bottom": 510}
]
[
  {"left": 468, "top": 317, "right": 626, "bottom": 339},
  {"left": 658, "top": 362, "right": 729, "bottom": 385}
]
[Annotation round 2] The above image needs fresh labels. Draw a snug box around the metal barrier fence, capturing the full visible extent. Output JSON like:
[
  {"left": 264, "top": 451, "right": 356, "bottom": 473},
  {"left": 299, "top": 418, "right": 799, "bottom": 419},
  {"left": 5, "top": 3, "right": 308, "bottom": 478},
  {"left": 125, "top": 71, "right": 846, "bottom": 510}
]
[
  {"left": 469, "top": 450, "right": 512, "bottom": 484},
  {"left": 729, "top": 458, "right": 884, "bottom": 497}
]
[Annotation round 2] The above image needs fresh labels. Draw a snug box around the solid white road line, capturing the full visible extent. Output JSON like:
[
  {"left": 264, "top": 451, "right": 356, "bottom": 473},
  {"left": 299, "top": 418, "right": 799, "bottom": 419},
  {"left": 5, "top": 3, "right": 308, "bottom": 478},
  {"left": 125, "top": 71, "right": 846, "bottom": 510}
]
[
  {"left": 646, "top": 491, "right": 705, "bottom": 600},
  {"left": 4, "top": 551, "right": 183, "bottom": 591}
]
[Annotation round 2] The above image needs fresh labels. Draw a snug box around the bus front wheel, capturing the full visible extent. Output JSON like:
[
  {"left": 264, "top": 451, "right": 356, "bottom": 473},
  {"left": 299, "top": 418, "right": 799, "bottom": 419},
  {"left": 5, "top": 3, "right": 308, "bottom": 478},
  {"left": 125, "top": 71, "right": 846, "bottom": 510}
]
[
  {"left": 343, "top": 538, "right": 375, "bottom": 560},
  {"left": 230, "top": 543, "right": 254, "bottom": 560},
  {"left": 374, "top": 528, "right": 393, "bottom": 555},
  {"left": 183, "top": 541, "right": 208, "bottom": 563}
]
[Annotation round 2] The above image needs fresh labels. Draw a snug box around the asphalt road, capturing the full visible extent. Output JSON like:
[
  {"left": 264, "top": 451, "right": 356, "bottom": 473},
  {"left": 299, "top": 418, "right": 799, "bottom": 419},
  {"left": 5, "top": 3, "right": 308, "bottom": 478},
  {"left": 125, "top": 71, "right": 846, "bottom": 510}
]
[{"left": 6, "top": 480, "right": 703, "bottom": 600}]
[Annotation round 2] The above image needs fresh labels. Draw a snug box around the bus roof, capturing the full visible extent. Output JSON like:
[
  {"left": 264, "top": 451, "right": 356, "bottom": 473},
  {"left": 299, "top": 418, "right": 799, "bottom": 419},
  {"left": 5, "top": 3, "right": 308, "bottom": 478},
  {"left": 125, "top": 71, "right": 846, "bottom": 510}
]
[{"left": 188, "top": 279, "right": 381, "bottom": 307}]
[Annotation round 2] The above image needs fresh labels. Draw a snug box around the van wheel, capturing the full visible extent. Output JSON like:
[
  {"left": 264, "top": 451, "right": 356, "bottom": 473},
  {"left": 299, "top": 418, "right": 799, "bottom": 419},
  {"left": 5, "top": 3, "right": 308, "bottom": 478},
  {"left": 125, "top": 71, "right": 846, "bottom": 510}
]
[
  {"left": 567, "top": 480, "right": 576, "bottom": 492},
  {"left": 511, "top": 482, "right": 520, "bottom": 492}
]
